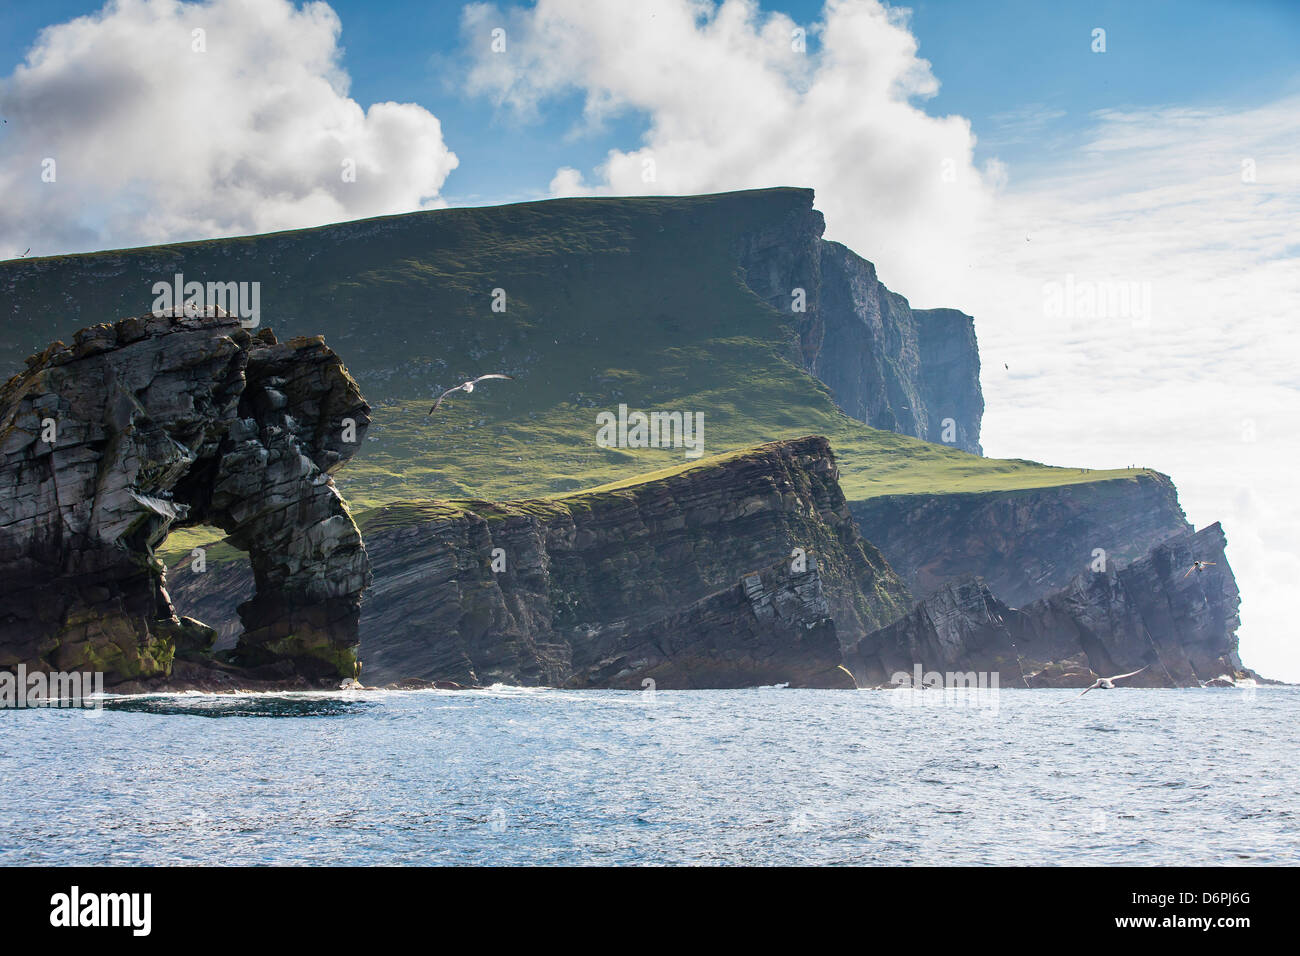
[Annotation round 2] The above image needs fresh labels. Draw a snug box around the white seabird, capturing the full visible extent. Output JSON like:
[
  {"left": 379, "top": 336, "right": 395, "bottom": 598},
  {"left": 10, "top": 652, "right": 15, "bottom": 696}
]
[
  {"left": 428, "top": 374, "right": 514, "bottom": 414},
  {"left": 1075, "top": 665, "right": 1149, "bottom": 698}
]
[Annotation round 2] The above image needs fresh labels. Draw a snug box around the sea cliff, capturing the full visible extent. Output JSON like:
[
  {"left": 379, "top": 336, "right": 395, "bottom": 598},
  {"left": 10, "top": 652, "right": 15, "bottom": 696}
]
[{"left": 170, "top": 436, "right": 909, "bottom": 688}]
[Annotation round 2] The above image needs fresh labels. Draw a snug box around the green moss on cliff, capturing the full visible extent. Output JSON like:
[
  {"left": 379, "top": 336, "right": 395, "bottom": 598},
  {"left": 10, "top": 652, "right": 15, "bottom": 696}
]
[
  {"left": 55, "top": 613, "right": 175, "bottom": 680},
  {"left": 261, "top": 631, "right": 359, "bottom": 679}
]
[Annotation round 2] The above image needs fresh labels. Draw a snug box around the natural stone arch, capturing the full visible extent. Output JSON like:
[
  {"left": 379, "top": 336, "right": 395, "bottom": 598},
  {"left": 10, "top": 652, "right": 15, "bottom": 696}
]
[{"left": 0, "top": 311, "right": 371, "bottom": 685}]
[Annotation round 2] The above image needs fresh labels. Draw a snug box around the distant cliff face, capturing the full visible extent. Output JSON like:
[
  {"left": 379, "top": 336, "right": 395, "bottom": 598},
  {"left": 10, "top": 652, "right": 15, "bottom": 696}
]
[
  {"left": 850, "top": 473, "right": 1191, "bottom": 607},
  {"left": 170, "top": 436, "right": 908, "bottom": 688},
  {"left": 844, "top": 523, "right": 1243, "bottom": 688},
  {"left": 735, "top": 206, "right": 984, "bottom": 454},
  {"left": 0, "top": 312, "right": 371, "bottom": 685},
  {"left": 0, "top": 188, "right": 986, "bottom": 504}
]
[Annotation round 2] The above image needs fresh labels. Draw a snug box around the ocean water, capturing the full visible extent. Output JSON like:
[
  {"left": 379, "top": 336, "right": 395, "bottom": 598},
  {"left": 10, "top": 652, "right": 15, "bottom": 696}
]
[{"left": 1, "top": 686, "right": 1296, "bottom": 866}]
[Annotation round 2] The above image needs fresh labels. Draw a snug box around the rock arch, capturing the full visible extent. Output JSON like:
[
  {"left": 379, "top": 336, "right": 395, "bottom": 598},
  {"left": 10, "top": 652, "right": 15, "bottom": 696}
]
[{"left": 0, "top": 311, "right": 371, "bottom": 685}]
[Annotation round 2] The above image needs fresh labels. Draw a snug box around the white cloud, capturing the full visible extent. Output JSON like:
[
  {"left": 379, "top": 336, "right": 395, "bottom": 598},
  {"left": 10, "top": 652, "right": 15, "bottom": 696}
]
[
  {"left": 464, "top": 0, "right": 1300, "bottom": 679},
  {"left": 463, "top": 0, "right": 997, "bottom": 301},
  {"left": 967, "top": 98, "right": 1300, "bottom": 682},
  {"left": 0, "top": 0, "right": 458, "bottom": 257}
]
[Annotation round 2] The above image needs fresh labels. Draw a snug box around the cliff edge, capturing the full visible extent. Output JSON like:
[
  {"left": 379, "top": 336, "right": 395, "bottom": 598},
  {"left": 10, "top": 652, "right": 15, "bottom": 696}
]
[{"left": 735, "top": 195, "right": 984, "bottom": 453}]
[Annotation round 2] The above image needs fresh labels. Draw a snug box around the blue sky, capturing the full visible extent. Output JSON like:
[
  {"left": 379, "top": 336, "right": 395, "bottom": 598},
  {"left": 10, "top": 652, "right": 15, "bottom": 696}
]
[{"left": 4, "top": 0, "right": 1296, "bottom": 204}]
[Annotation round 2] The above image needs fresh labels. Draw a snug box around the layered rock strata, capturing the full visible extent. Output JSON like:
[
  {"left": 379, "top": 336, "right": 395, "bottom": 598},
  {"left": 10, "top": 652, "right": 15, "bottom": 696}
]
[
  {"left": 0, "top": 312, "right": 371, "bottom": 685},
  {"left": 171, "top": 436, "right": 910, "bottom": 687},
  {"left": 844, "top": 523, "right": 1244, "bottom": 688},
  {"left": 850, "top": 473, "right": 1192, "bottom": 607}
]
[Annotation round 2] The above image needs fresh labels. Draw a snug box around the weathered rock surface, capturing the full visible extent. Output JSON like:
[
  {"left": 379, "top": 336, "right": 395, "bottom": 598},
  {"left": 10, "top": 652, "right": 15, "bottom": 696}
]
[
  {"left": 0, "top": 311, "right": 371, "bottom": 685},
  {"left": 564, "top": 559, "right": 854, "bottom": 690},
  {"left": 850, "top": 473, "right": 1192, "bottom": 607},
  {"left": 170, "top": 436, "right": 909, "bottom": 687},
  {"left": 171, "top": 434, "right": 1248, "bottom": 689},
  {"left": 844, "top": 523, "right": 1245, "bottom": 688},
  {"left": 736, "top": 203, "right": 984, "bottom": 454}
]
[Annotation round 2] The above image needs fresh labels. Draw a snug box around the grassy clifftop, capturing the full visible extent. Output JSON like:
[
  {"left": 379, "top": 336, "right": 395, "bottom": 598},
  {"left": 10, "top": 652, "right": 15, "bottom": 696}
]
[{"left": 1, "top": 188, "right": 1145, "bottom": 552}]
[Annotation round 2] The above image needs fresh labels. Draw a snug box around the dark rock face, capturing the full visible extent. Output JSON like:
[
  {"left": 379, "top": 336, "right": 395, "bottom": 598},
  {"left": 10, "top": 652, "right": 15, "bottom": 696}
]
[
  {"left": 168, "top": 431, "right": 1247, "bottom": 690},
  {"left": 564, "top": 559, "right": 854, "bottom": 690},
  {"left": 844, "top": 523, "right": 1243, "bottom": 688},
  {"left": 170, "top": 436, "right": 909, "bottom": 687},
  {"left": 0, "top": 312, "right": 371, "bottom": 685},
  {"left": 912, "top": 307, "right": 983, "bottom": 456},
  {"left": 850, "top": 473, "right": 1192, "bottom": 607},
  {"left": 736, "top": 205, "right": 984, "bottom": 454}
]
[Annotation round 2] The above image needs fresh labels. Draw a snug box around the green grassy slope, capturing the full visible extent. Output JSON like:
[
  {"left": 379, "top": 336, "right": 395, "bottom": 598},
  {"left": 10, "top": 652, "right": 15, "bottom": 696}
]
[
  {"left": 332, "top": 392, "right": 1140, "bottom": 510},
  {"left": 0, "top": 188, "right": 1146, "bottom": 559}
]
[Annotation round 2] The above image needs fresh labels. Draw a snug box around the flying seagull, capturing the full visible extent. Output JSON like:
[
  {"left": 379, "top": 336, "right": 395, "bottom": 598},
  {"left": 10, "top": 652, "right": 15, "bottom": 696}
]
[
  {"left": 428, "top": 373, "right": 514, "bottom": 414},
  {"left": 21, "top": 248, "right": 29, "bottom": 257},
  {"left": 1183, "top": 560, "right": 1216, "bottom": 578},
  {"left": 1075, "top": 665, "right": 1149, "bottom": 698}
]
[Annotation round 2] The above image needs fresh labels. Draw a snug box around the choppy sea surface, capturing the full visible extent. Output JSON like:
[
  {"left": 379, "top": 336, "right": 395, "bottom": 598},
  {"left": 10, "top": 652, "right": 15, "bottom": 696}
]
[{"left": 2, "top": 686, "right": 1296, "bottom": 866}]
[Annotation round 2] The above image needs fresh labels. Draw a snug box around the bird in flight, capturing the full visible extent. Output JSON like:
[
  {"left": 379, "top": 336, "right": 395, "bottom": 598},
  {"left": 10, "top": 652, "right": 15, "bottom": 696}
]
[
  {"left": 21, "top": 248, "right": 29, "bottom": 257},
  {"left": 428, "top": 374, "right": 514, "bottom": 414},
  {"left": 1183, "top": 560, "right": 1216, "bottom": 578},
  {"left": 1075, "top": 665, "right": 1149, "bottom": 698}
]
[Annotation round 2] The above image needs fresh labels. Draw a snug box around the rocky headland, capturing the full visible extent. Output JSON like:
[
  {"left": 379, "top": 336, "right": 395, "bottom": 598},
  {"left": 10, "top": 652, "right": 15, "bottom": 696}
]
[
  {"left": 0, "top": 187, "right": 1260, "bottom": 692},
  {"left": 850, "top": 473, "right": 1192, "bottom": 608},
  {"left": 0, "top": 311, "right": 371, "bottom": 688}
]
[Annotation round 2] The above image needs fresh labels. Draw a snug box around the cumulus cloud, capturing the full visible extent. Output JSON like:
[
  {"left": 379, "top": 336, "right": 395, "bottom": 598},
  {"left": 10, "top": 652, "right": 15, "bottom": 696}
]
[
  {"left": 0, "top": 0, "right": 458, "bottom": 257},
  {"left": 463, "top": 0, "right": 997, "bottom": 303}
]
